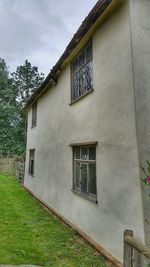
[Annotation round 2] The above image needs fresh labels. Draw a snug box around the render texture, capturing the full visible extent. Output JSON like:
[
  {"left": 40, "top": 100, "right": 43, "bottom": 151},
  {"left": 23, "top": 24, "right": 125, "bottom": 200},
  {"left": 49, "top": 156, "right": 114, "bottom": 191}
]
[{"left": 24, "top": 0, "right": 150, "bottom": 263}]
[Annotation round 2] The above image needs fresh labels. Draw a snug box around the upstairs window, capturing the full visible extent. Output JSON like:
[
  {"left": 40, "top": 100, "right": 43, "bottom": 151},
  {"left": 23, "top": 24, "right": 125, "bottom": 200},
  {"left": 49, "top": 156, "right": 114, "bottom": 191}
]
[
  {"left": 71, "top": 39, "right": 93, "bottom": 102},
  {"left": 73, "top": 145, "right": 97, "bottom": 201},
  {"left": 32, "top": 101, "right": 37, "bottom": 128},
  {"left": 29, "top": 149, "right": 35, "bottom": 176}
]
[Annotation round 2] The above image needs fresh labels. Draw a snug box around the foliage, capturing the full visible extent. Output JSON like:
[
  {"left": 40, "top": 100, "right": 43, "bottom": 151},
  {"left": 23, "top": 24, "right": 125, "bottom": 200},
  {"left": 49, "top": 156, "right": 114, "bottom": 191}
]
[
  {"left": 140, "top": 161, "right": 150, "bottom": 186},
  {"left": 0, "top": 58, "right": 44, "bottom": 156},
  {"left": 0, "top": 174, "right": 111, "bottom": 267},
  {"left": 0, "top": 58, "right": 17, "bottom": 155},
  {"left": 11, "top": 59, "right": 44, "bottom": 107},
  {"left": 140, "top": 163, "right": 150, "bottom": 267}
]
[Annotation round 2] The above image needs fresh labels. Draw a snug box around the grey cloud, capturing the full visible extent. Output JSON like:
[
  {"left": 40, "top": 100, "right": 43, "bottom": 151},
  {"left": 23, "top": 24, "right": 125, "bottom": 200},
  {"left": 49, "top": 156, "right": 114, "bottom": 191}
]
[{"left": 0, "top": 0, "right": 97, "bottom": 75}]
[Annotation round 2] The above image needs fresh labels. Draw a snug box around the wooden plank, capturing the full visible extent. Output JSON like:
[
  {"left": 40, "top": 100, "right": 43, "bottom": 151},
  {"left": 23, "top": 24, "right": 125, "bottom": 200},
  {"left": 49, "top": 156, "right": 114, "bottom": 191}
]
[
  {"left": 124, "top": 230, "right": 133, "bottom": 267},
  {"left": 125, "top": 235, "right": 150, "bottom": 260}
]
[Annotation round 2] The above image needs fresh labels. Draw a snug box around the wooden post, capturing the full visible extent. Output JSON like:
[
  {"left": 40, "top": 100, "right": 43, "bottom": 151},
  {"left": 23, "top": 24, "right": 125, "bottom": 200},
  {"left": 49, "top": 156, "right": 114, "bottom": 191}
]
[{"left": 124, "top": 229, "right": 133, "bottom": 267}]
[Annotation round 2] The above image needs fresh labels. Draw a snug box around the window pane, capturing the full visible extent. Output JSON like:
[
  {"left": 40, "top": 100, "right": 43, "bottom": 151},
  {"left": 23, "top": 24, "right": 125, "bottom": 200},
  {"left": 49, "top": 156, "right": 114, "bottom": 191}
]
[
  {"left": 72, "top": 144, "right": 97, "bottom": 200},
  {"left": 29, "top": 149, "right": 35, "bottom": 176},
  {"left": 81, "top": 147, "right": 88, "bottom": 160},
  {"left": 85, "top": 61, "right": 93, "bottom": 91},
  {"left": 74, "top": 147, "right": 80, "bottom": 159},
  {"left": 72, "top": 58, "right": 79, "bottom": 73},
  {"left": 30, "top": 150, "right": 35, "bottom": 159},
  {"left": 71, "top": 39, "right": 93, "bottom": 102},
  {"left": 81, "top": 163, "right": 88, "bottom": 193},
  {"left": 31, "top": 159, "right": 34, "bottom": 176},
  {"left": 86, "top": 42, "right": 92, "bottom": 62},
  {"left": 78, "top": 69, "right": 86, "bottom": 96},
  {"left": 89, "top": 147, "right": 96, "bottom": 160},
  {"left": 79, "top": 51, "right": 85, "bottom": 68},
  {"left": 72, "top": 74, "right": 79, "bottom": 100},
  {"left": 74, "top": 161, "right": 80, "bottom": 189},
  {"left": 88, "top": 164, "right": 96, "bottom": 195},
  {"left": 32, "top": 102, "right": 37, "bottom": 127}
]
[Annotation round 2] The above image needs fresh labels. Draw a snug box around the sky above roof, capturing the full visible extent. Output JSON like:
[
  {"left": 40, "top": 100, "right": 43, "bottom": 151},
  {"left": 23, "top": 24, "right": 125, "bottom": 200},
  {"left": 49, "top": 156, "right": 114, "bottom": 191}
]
[{"left": 0, "top": 0, "right": 97, "bottom": 76}]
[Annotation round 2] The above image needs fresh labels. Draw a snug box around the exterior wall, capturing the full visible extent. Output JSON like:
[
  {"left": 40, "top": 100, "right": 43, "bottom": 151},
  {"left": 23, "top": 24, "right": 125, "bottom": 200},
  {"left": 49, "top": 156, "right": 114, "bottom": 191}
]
[
  {"left": 130, "top": 0, "right": 150, "bottom": 245},
  {"left": 25, "top": 0, "right": 145, "bottom": 262}
]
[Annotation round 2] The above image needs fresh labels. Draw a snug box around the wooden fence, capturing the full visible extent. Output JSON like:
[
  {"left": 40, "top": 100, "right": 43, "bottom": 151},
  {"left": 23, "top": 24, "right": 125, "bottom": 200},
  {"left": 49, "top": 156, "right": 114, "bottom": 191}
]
[
  {"left": 124, "top": 230, "right": 150, "bottom": 266},
  {"left": 0, "top": 157, "right": 25, "bottom": 182}
]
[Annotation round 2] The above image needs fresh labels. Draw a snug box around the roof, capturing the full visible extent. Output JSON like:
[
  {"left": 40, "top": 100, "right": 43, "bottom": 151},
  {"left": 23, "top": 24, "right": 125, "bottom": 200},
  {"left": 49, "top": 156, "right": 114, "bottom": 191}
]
[{"left": 25, "top": 0, "right": 113, "bottom": 109}]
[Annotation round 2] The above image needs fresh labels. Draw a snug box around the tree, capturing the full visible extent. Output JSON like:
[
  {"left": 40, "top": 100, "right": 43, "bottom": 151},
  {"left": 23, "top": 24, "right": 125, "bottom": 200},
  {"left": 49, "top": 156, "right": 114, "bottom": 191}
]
[
  {"left": 11, "top": 60, "right": 44, "bottom": 155},
  {"left": 11, "top": 59, "right": 44, "bottom": 107},
  {"left": 0, "top": 59, "right": 44, "bottom": 156},
  {"left": 0, "top": 58, "right": 18, "bottom": 155}
]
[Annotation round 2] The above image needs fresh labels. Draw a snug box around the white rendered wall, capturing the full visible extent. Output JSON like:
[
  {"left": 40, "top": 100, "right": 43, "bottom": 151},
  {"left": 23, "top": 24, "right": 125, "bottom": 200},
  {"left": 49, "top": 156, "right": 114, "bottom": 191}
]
[
  {"left": 130, "top": 0, "right": 150, "bottom": 246},
  {"left": 25, "top": 1, "right": 145, "bottom": 261}
]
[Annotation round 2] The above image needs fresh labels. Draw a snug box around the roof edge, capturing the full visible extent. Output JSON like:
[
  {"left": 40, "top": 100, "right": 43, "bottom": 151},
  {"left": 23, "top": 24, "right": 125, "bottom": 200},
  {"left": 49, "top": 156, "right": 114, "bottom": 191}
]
[{"left": 25, "top": 0, "right": 113, "bottom": 109}]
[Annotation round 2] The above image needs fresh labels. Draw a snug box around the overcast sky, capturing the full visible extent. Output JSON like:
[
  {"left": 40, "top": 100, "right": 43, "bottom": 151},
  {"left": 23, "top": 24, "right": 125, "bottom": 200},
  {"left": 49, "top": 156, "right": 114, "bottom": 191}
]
[{"left": 0, "top": 0, "right": 97, "bottom": 76}]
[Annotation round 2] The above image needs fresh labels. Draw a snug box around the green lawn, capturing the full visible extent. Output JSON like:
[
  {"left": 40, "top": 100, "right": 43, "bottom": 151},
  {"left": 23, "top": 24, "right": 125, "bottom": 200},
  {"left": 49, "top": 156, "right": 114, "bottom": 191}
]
[{"left": 0, "top": 174, "right": 111, "bottom": 267}]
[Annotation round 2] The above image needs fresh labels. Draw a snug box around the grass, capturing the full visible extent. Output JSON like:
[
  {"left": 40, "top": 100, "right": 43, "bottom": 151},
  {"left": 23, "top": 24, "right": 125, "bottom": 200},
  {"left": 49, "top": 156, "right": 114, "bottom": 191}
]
[{"left": 0, "top": 174, "right": 112, "bottom": 267}]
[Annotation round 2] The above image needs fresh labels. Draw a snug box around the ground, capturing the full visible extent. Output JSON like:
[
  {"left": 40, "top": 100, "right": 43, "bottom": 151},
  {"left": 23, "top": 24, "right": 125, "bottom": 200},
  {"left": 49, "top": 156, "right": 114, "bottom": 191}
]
[{"left": 0, "top": 174, "right": 112, "bottom": 267}]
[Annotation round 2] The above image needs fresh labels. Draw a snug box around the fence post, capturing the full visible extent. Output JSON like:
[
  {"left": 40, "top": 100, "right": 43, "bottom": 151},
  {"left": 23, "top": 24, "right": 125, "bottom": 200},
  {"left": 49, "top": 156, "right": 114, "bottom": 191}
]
[{"left": 124, "top": 229, "right": 133, "bottom": 267}]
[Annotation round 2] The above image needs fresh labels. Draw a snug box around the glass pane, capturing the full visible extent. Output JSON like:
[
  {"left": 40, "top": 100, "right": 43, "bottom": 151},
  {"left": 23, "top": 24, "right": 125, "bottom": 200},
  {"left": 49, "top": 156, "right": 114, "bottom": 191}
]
[
  {"left": 74, "top": 161, "right": 80, "bottom": 189},
  {"left": 81, "top": 164, "right": 88, "bottom": 193},
  {"left": 88, "top": 164, "right": 96, "bottom": 195},
  {"left": 78, "top": 69, "right": 86, "bottom": 96},
  {"left": 32, "top": 102, "right": 37, "bottom": 127},
  {"left": 74, "top": 147, "right": 80, "bottom": 159},
  {"left": 31, "top": 159, "right": 34, "bottom": 175},
  {"left": 86, "top": 41, "right": 92, "bottom": 62},
  {"left": 79, "top": 51, "right": 85, "bottom": 68},
  {"left": 85, "top": 61, "right": 93, "bottom": 91},
  {"left": 72, "top": 58, "right": 79, "bottom": 73},
  {"left": 30, "top": 150, "right": 35, "bottom": 159},
  {"left": 72, "top": 74, "right": 79, "bottom": 100},
  {"left": 89, "top": 147, "right": 96, "bottom": 160},
  {"left": 81, "top": 147, "right": 88, "bottom": 160}
]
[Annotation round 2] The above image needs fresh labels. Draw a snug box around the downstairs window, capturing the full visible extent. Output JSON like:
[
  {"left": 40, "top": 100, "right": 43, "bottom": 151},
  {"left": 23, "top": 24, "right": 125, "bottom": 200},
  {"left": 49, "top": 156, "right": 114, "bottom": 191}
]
[
  {"left": 73, "top": 145, "right": 97, "bottom": 201},
  {"left": 29, "top": 149, "right": 35, "bottom": 176}
]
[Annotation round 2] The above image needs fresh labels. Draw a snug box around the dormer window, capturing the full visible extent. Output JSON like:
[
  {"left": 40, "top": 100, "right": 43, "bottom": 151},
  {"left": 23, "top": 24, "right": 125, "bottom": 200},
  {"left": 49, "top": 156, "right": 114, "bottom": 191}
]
[{"left": 71, "top": 39, "right": 93, "bottom": 103}]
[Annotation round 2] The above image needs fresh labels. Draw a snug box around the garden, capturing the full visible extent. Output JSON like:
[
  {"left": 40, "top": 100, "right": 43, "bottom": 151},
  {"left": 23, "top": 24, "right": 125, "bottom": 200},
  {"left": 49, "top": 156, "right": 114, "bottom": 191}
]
[{"left": 0, "top": 174, "right": 111, "bottom": 267}]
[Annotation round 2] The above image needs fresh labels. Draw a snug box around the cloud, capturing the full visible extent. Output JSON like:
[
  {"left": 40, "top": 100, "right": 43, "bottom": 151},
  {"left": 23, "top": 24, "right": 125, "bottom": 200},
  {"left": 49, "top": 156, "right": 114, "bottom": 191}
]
[{"left": 0, "top": 0, "right": 97, "bottom": 75}]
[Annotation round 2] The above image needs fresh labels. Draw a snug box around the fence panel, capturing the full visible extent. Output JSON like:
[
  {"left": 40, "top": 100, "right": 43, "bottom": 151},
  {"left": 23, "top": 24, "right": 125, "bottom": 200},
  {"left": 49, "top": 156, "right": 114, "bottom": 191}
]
[
  {"left": 124, "top": 230, "right": 150, "bottom": 267},
  {"left": 0, "top": 157, "right": 25, "bottom": 182}
]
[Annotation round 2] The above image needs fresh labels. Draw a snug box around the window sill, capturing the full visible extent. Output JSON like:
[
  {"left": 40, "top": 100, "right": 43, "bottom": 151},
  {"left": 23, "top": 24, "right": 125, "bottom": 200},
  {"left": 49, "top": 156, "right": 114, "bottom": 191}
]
[
  {"left": 71, "top": 189, "right": 97, "bottom": 204},
  {"left": 69, "top": 88, "right": 93, "bottom": 105},
  {"left": 31, "top": 125, "right": 37, "bottom": 129},
  {"left": 28, "top": 173, "right": 34, "bottom": 178}
]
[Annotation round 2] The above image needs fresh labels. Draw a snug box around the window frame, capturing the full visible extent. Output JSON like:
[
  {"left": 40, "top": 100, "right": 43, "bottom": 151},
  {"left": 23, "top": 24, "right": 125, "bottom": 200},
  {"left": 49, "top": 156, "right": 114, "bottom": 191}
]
[
  {"left": 31, "top": 101, "right": 37, "bottom": 128},
  {"left": 28, "top": 149, "right": 35, "bottom": 177},
  {"left": 72, "top": 144, "right": 97, "bottom": 203},
  {"left": 70, "top": 39, "right": 93, "bottom": 103}
]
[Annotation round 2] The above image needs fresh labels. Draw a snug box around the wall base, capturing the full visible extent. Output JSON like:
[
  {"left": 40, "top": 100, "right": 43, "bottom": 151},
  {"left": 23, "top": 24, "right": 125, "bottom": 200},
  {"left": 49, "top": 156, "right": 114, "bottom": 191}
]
[{"left": 23, "top": 184, "right": 122, "bottom": 267}]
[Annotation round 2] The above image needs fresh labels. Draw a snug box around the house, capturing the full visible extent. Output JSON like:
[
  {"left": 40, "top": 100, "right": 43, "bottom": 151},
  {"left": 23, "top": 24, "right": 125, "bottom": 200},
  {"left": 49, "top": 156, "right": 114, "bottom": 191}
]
[{"left": 24, "top": 0, "right": 150, "bottom": 264}]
